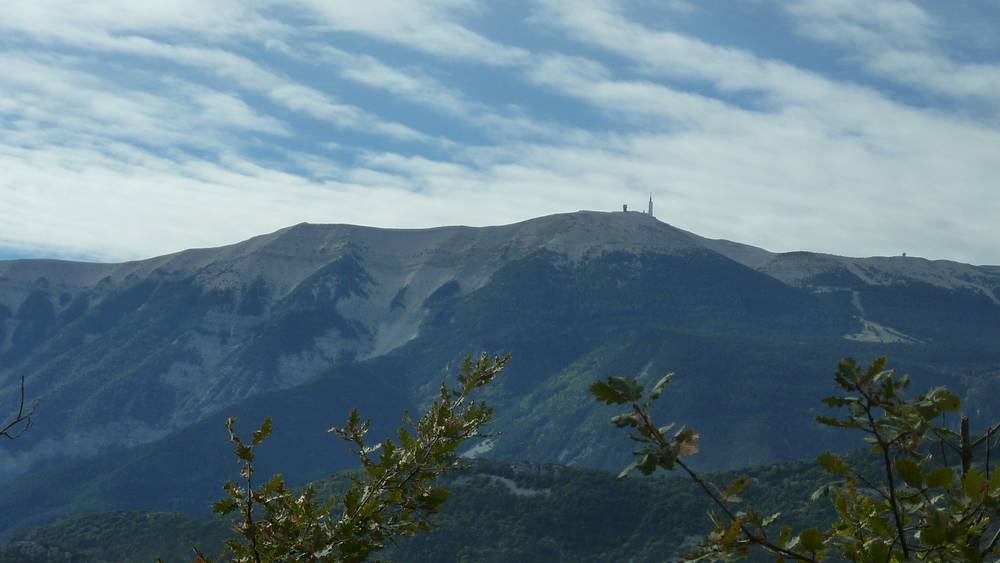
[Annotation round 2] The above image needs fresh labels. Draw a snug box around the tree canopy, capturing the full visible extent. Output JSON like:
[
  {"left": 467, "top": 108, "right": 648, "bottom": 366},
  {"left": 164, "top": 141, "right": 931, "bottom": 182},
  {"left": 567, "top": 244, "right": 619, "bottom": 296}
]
[
  {"left": 593, "top": 357, "right": 1000, "bottom": 562},
  {"left": 196, "top": 353, "right": 509, "bottom": 563}
]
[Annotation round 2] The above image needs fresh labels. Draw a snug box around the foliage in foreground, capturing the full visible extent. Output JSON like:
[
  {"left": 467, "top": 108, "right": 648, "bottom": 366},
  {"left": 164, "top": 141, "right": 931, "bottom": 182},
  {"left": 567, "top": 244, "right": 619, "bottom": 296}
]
[
  {"left": 594, "top": 357, "right": 1000, "bottom": 562},
  {"left": 197, "top": 353, "right": 509, "bottom": 563}
]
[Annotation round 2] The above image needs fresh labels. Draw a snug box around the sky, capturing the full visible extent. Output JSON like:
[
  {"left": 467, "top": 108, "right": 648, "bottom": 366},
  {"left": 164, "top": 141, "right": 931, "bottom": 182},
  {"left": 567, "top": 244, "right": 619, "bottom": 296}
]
[{"left": 1, "top": 0, "right": 999, "bottom": 265}]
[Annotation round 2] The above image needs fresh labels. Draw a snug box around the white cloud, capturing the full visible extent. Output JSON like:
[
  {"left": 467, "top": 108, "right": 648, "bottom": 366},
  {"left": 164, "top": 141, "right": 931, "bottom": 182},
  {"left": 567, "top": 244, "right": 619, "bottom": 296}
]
[
  {"left": 1, "top": 0, "right": 1000, "bottom": 266},
  {"left": 1, "top": 0, "right": 287, "bottom": 41},
  {"left": 786, "top": 0, "right": 936, "bottom": 49},
  {"left": 534, "top": 0, "right": 869, "bottom": 111},
  {"left": 264, "top": 39, "right": 476, "bottom": 124},
  {"left": 783, "top": 0, "right": 1000, "bottom": 106},
  {"left": 177, "top": 82, "right": 292, "bottom": 137},
  {"left": 0, "top": 21, "right": 433, "bottom": 143},
  {"left": 274, "top": 0, "right": 531, "bottom": 66},
  {"left": 0, "top": 52, "right": 287, "bottom": 151},
  {"left": 267, "top": 41, "right": 589, "bottom": 143}
]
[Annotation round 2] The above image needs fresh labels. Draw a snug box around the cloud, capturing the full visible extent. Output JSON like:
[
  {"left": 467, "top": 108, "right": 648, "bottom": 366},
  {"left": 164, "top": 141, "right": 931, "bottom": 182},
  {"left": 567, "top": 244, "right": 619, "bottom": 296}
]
[
  {"left": 534, "top": 0, "right": 874, "bottom": 113},
  {"left": 284, "top": 43, "right": 473, "bottom": 117},
  {"left": 1, "top": 18, "right": 433, "bottom": 143},
  {"left": 0, "top": 143, "right": 572, "bottom": 261},
  {"left": 0, "top": 51, "right": 288, "bottom": 150},
  {"left": 786, "top": 0, "right": 936, "bottom": 49},
  {"left": 783, "top": 0, "right": 1000, "bottom": 107},
  {"left": 275, "top": 0, "right": 531, "bottom": 66},
  {"left": 1, "top": 0, "right": 285, "bottom": 40},
  {"left": 266, "top": 40, "right": 589, "bottom": 143}
]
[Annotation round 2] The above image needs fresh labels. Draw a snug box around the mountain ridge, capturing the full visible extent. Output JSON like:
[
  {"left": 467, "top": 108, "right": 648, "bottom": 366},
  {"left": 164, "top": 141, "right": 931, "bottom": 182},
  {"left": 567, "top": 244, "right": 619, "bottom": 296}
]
[
  {"left": 1, "top": 213, "right": 997, "bottom": 451},
  {"left": 5, "top": 211, "right": 996, "bottom": 299},
  {"left": 0, "top": 210, "right": 998, "bottom": 536}
]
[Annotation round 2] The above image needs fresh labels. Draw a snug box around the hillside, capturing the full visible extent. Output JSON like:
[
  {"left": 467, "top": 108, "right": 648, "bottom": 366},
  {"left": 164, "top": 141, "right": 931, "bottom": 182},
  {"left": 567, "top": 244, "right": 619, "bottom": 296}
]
[
  {"left": 0, "top": 457, "right": 849, "bottom": 562},
  {"left": 0, "top": 211, "right": 999, "bottom": 539},
  {"left": 0, "top": 212, "right": 701, "bottom": 477}
]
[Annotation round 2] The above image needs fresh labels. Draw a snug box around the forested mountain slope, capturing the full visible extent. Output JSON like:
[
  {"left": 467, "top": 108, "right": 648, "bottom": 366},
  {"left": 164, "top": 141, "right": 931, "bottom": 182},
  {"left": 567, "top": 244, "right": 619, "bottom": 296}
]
[
  {"left": 1, "top": 211, "right": 998, "bottom": 540},
  {"left": 0, "top": 457, "right": 847, "bottom": 563}
]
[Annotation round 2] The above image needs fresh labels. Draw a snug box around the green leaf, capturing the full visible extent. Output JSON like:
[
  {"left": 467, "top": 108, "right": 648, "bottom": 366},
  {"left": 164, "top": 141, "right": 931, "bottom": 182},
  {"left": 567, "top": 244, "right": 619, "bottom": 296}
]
[
  {"left": 723, "top": 475, "right": 750, "bottom": 500},
  {"left": 343, "top": 487, "right": 361, "bottom": 513},
  {"left": 617, "top": 461, "right": 638, "bottom": 480},
  {"left": 422, "top": 487, "right": 449, "bottom": 508},
  {"left": 895, "top": 458, "right": 922, "bottom": 488},
  {"left": 590, "top": 377, "right": 644, "bottom": 405},
  {"left": 810, "top": 483, "right": 834, "bottom": 502},
  {"left": 927, "top": 388, "right": 961, "bottom": 412},
  {"left": 251, "top": 417, "right": 272, "bottom": 447},
  {"left": 262, "top": 473, "right": 285, "bottom": 495},
  {"left": 816, "top": 452, "right": 851, "bottom": 477},
  {"left": 637, "top": 453, "right": 657, "bottom": 475},
  {"left": 649, "top": 373, "right": 673, "bottom": 400},
  {"left": 921, "top": 520, "right": 946, "bottom": 547},
  {"left": 720, "top": 517, "right": 741, "bottom": 548},
  {"left": 989, "top": 465, "right": 1000, "bottom": 494},
  {"left": 610, "top": 413, "right": 637, "bottom": 428},
  {"left": 212, "top": 498, "right": 237, "bottom": 515},
  {"left": 869, "top": 517, "right": 893, "bottom": 538},
  {"left": 963, "top": 467, "right": 987, "bottom": 500},
  {"left": 398, "top": 427, "right": 416, "bottom": 449},
  {"left": 234, "top": 443, "right": 254, "bottom": 462},
  {"left": 816, "top": 416, "right": 863, "bottom": 429},
  {"left": 862, "top": 357, "right": 887, "bottom": 383},
  {"left": 798, "top": 528, "right": 824, "bottom": 552},
  {"left": 655, "top": 449, "right": 677, "bottom": 470},
  {"left": 867, "top": 541, "right": 890, "bottom": 563},
  {"left": 657, "top": 423, "right": 676, "bottom": 436},
  {"left": 821, "top": 396, "right": 856, "bottom": 408},
  {"left": 590, "top": 380, "right": 621, "bottom": 404},
  {"left": 959, "top": 545, "right": 984, "bottom": 563},
  {"left": 777, "top": 525, "right": 792, "bottom": 548},
  {"left": 925, "top": 466, "right": 954, "bottom": 489}
]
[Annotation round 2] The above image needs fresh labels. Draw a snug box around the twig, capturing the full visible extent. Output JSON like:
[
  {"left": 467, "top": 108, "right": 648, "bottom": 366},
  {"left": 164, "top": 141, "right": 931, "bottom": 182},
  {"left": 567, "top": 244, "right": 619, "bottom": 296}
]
[
  {"left": 0, "top": 377, "right": 35, "bottom": 440},
  {"left": 970, "top": 423, "right": 1000, "bottom": 448}
]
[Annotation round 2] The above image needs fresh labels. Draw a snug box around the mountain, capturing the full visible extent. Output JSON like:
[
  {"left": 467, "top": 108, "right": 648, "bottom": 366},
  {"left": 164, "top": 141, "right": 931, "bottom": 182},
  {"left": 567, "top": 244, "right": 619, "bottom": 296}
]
[
  {"left": 0, "top": 212, "right": 702, "bottom": 475},
  {"left": 1, "top": 210, "right": 999, "bottom": 538}
]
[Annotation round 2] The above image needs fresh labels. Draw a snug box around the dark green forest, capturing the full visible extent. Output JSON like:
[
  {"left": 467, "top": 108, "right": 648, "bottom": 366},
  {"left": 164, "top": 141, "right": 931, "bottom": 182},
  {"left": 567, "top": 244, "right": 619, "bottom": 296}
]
[{"left": 0, "top": 456, "right": 848, "bottom": 562}]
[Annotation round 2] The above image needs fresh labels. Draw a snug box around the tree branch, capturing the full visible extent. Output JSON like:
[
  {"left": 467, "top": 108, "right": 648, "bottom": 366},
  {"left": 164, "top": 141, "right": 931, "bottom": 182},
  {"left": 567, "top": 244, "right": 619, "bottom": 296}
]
[
  {"left": 970, "top": 422, "right": 1000, "bottom": 448},
  {"left": 630, "top": 404, "right": 817, "bottom": 563},
  {"left": 859, "top": 390, "right": 910, "bottom": 559},
  {"left": 0, "top": 376, "right": 35, "bottom": 440}
]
